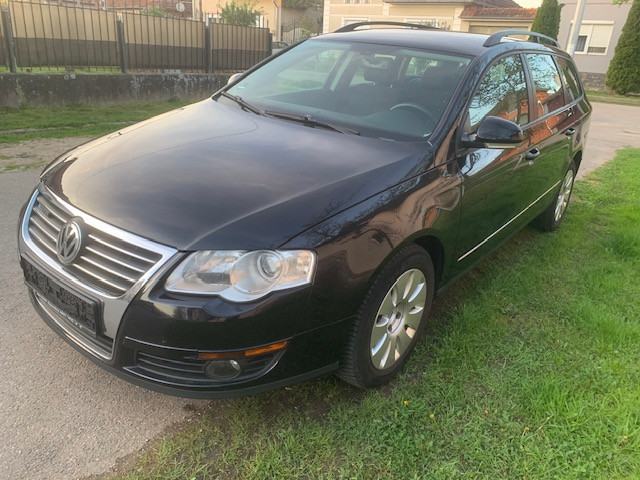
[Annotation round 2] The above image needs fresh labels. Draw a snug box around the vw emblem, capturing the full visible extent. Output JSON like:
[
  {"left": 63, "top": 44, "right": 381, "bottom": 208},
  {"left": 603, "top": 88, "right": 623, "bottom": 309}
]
[{"left": 56, "top": 219, "right": 83, "bottom": 265}]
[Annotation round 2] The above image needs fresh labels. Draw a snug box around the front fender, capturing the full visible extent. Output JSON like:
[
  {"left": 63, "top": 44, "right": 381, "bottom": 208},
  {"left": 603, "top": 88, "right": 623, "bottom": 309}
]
[{"left": 283, "top": 162, "right": 463, "bottom": 333}]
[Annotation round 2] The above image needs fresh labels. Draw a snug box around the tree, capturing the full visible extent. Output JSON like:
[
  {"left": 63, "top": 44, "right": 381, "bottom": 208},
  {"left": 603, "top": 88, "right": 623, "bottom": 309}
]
[
  {"left": 282, "top": 0, "right": 322, "bottom": 10},
  {"left": 529, "top": 0, "right": 563, "bottom": 40},
  {"left": 606, "top": 0, "right": 640, "bottom": 94},
  {"left": 219, "top": 0, "right": 263, "bottom": 27}
]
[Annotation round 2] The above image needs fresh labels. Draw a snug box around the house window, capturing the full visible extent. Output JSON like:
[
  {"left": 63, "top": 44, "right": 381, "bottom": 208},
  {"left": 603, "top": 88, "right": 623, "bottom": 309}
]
[{"left": 570, "top": 22, "right": 614, "bottom": 55}]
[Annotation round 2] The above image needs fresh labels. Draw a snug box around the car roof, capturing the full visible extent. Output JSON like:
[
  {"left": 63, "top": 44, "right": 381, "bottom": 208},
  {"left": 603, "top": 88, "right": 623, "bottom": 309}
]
[{"left": 314, "top": 29, "right": 558, "bottom": 58}]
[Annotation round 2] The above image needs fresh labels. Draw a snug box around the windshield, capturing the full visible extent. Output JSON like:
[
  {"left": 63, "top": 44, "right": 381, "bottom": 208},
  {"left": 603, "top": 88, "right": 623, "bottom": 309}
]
[{"left": 224, "top": 39, "right": 471, "bottom": 141}]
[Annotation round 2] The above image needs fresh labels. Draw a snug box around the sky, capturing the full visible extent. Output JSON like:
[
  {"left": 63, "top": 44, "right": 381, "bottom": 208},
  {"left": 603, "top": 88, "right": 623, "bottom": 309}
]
[{"left": 516, "top": 0, "right": 543, "bottom": 7}]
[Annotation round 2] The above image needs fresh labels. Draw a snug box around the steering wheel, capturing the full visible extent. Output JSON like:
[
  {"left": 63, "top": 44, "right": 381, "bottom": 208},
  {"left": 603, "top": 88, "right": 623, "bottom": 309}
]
[{"left": 390, "top": 102, "right": 438, "bottom": 126}]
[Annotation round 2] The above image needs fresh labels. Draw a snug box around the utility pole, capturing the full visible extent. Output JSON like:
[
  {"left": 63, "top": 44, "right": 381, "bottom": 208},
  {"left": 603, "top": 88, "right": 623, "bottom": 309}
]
[{"left": 567, "top": 0, "right": 587, "bottom": 55}]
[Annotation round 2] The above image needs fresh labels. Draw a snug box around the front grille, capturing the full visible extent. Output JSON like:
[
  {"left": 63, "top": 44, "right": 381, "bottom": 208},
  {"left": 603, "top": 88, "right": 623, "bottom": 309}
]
[
  {"left": 27, "top": 190, "right": 163, "bottom": 297},
  {"left": 131, "top": 351, "right": 279, "bottom": 386}
]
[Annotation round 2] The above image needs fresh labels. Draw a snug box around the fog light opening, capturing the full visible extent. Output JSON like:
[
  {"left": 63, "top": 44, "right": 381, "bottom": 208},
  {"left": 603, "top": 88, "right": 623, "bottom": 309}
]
[{"left": 204, "top": 359, "right": 242, "bottom": 380}]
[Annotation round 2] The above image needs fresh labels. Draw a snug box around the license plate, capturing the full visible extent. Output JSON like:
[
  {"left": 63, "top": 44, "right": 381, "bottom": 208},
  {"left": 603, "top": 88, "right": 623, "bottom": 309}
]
[{"left": 22, "top": 259, "right": 99, "bottom": 335}]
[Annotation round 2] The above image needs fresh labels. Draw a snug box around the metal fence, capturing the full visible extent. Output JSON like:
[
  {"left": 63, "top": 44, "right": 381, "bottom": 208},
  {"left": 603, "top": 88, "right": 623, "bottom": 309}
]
[{"left": 0, "top": 0, "right": 272, "bottom": 73}]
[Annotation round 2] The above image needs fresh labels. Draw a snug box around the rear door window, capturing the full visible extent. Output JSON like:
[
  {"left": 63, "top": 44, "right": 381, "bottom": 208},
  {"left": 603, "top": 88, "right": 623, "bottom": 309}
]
[
  {"left": 525, "top": 54, "right": 566, "bottom": 116},
  {"left": 555, "top": 57, "right": 583, "bottom": 103},
  {"left": 468, "top": 54, "right": 529, "bottom": 130}
]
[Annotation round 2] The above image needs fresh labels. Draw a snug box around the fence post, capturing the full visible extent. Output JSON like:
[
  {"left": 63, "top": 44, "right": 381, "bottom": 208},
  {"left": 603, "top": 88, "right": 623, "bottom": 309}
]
[
  {"left": 1, "top": 6, "right": 18, "bottom": 73},
  {"left": 204, "top": 20, "right": 212, "bottom": 74},
  {"left": 116, "top": 14, "right": 128, "bottom": 74}
]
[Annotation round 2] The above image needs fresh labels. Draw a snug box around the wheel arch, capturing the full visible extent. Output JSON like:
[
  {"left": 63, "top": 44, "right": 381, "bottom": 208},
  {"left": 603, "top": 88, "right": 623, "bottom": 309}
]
[
  {"left": 412, "top": 235, "right": 445, "bottom": 288},
  {"left": 572, "top": 149, "right": 583, "bottom": 172},
  {"left": 366, "top": 231, "right": 447, "bottom": 293}
]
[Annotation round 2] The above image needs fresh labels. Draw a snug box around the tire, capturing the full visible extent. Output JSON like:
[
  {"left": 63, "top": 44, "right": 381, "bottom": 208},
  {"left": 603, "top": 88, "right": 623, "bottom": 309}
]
[
  {"left": 533, "top": 161, "right": 577, "bottom": 232},
  {"left": 337, "top": 245, "right": 435, "bottom": 388}
]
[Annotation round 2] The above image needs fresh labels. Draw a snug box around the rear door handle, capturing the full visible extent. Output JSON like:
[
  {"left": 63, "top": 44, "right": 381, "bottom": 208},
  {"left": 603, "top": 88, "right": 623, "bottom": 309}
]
[
  {"left": 526, "top": 148, "right": 540, "bottom": 161},
  {"left": 565, "top": 128, "right": 576, "bottom": 137}
]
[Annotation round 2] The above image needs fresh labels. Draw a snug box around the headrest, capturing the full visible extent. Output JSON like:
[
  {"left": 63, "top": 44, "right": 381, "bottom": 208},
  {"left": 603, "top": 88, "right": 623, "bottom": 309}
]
[
  {"left": 362, "top": 57, "right": 393, "bottom": 84},
  {"left": 421, "top": 62, "right": 464, "bottom": 90},
  {"left": 422, "top": 61, "right": 463, "bottom": 81}
]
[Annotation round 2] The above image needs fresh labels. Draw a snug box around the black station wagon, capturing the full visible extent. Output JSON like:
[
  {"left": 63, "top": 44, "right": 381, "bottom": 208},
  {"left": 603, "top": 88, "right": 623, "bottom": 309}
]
[{"left": 18, "top": 23, "right": 591, "bottom": 397}]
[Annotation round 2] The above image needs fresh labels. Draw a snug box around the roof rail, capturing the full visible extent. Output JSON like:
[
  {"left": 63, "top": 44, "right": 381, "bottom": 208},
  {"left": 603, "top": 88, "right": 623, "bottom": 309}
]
[
  {"left": 483, "top": 30, "right": 559, "bottom": 48},
  {"left": 334, "top": 21, "right": 439, "bottom": 33}
]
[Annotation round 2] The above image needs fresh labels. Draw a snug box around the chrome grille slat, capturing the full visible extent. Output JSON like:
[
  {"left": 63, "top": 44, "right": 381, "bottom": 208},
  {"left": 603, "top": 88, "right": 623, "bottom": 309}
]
[
  {"left": 79, "top": 255, "right": 138, "bottom": 283},
  {"left": 88, "top": 234, "right": 157, "bottom": 264},
  {"left": 30, "top": 216, "right": 58, "bottom": 242},
  {"left": 85, "top": 246, "right": 146, "bottom": 274},
  {"left": 28, "top": 226, "right": 57, "bottom": 254},
  {"left": 32, "top": 206, "right": 63, "bottom": 231},
  {"left": 36, "top": 196, "right": 67, "bottom": 223},
  {"left": 26, "top": 190, "right": 168, "bottom": 298},
  {"left": 71, "top": 263, "right": 129, "bottom": 294}
]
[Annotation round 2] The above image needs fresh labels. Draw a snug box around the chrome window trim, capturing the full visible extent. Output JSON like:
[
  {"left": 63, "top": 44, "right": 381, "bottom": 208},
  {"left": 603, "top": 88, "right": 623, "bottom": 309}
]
[
  {"left": 458, "top": 179, "right": 561, "bottom": 262},
  {"left": 19, "top": 185, "right": 180, "bottom": 348}
]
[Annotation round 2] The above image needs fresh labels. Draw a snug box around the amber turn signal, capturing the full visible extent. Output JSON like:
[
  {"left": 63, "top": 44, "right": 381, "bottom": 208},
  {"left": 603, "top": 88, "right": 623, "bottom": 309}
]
[{"left": 197, "top": 340, "right": 288, "bottom": 360}]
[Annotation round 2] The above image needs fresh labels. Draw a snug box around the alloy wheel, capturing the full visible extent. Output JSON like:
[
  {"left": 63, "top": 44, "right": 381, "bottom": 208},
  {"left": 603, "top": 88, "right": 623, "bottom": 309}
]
[
  {"left": 554, "top": 169, "right": 575, "bottom": 222},
  {"left": 369, "top": 268, "right": 427, "bottom": 370}
]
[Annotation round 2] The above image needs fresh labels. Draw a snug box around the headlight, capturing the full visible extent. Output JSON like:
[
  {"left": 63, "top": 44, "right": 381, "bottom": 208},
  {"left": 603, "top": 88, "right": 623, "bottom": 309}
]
[{"left": 165, "top": 250, "right": 316, "bottom": 302}]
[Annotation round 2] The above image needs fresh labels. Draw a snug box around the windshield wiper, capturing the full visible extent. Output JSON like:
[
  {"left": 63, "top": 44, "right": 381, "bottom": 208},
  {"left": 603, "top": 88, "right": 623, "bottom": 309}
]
[
  {"left": 218, "top": 92, "right": 265, "bottom": 116},
  {"left": 263, "top": 110, "right": 360, "bottom": 135}
]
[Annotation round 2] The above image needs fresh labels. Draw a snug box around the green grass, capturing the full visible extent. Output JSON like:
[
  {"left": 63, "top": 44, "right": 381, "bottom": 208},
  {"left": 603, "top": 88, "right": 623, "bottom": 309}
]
[
  {"left": 0, "top": 99, "right": 190, "bottom": 144},
  {"left": 587, "top": 90, "right": 640, "bottom": 106},
  {"left": 0, "top": 161, "right": 48, "bottom": 173},
  {"left": 109, "top": 149, "right": 640, "bottom": 480}
]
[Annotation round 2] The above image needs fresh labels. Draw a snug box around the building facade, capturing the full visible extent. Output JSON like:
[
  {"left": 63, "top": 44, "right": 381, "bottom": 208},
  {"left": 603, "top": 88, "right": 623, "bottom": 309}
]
[
  {"left": 558, "top": 0, "right": 632, "bottom": 87},
  {"left": 322, "top": 0, "right": 536, "bottom": 35}
]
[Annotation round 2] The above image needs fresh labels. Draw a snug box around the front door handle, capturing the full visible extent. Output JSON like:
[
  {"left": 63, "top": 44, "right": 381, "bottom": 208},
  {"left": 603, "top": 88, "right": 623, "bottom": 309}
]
[
  {"left": 526, "top": 148, "right": 540, "bottom": 161},
  {"left": 565, "top": 128, "right": 576, "bottom": 137}
]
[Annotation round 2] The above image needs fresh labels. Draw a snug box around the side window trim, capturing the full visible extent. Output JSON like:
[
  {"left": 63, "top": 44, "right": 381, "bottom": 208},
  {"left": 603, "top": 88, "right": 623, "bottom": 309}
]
[
  {"left": 520, "top": 52, "right": 538, "bottom": 124},
  {"left": 551, "top": 54, "right": 574, "bottom": 107}
]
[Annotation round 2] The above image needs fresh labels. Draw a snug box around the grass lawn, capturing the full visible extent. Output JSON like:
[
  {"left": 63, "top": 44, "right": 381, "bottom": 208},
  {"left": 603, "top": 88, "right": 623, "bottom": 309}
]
[
  {"left": 109, "top": 148, "right": 640, "bottom": 480},
  {"left": 587, "top": 90, "right": 640, "bottom": 107},
  {"left": 0, "top": 99, "right": 190, "bottom": 144}
]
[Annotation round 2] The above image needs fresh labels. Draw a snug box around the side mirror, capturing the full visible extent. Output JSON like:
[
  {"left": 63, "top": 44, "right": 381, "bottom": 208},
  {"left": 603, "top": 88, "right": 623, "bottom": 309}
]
[
  {"left": 227, "top": 72, "right": 243, "bottom": 85},
  {"left": 463, "top": 116, "right": 524, "bottom": 149}
]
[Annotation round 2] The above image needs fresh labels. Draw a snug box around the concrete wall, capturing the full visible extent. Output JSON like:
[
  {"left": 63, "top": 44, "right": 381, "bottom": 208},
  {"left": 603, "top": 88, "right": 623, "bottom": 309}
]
[
  {"left": 558, "top": 0, "right": 631, "bottom": 75},
  {"left": 0, "top": 73, "right": 231, "bottom": 108}
]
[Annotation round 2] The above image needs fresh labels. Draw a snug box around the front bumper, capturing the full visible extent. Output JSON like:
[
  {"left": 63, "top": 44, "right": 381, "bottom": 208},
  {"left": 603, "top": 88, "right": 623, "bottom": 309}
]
[
  {"left": 26, "top": 278, "right": 344, "bottom": 398},
  {"left": 18, "top": 187, "right": 349, "bottom": 398}
]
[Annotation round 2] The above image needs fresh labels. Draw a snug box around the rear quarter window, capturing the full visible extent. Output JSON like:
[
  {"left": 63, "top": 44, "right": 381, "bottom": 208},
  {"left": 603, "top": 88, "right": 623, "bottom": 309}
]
[{"left": 555, "top": 57, "right": 583, "bottom": 103}]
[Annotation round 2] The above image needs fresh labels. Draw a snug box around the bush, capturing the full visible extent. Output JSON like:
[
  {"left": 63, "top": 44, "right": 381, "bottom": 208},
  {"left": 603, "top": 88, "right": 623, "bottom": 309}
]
[
  {"left": 219, "top": 0, "right": 263, "bottom": 27},
  {"left": 606, "top": 0, "right": 640, "bottom": 95}
]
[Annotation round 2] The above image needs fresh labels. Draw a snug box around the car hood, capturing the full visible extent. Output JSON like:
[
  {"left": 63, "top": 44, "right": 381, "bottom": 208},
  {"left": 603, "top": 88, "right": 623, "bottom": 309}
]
[{"left": 42, "top": 99, "right": 432, "bottom": 250}]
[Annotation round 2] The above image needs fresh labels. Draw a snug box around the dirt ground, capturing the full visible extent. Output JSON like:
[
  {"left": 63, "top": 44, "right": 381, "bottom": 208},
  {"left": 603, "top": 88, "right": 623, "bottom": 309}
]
[{"left": 0, "top": 137, "right": 93, "bottom": 174}]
